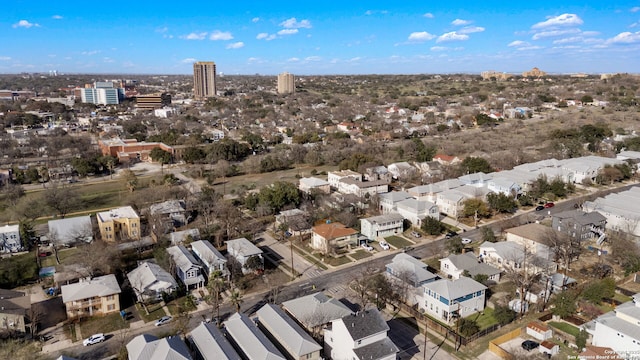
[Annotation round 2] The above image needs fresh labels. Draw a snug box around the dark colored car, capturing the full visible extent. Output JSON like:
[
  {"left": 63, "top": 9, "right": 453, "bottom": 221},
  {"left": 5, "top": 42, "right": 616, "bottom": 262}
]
[
  {"left": 521, "top": 340, "right": 539, "bottom": 351},
  {"left": 544, "top": 202, "right": 555, "bottom": 208},
  {"left": 445, "top": 231, "right": 458, "bottom": 239},
  {"left": 535, "top": 205, "right": 545, "bottom": 211}
]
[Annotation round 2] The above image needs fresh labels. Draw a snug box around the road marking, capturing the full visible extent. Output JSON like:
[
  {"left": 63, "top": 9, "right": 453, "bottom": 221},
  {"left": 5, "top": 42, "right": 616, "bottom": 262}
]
[{"left": 305, "top": 269, "right": 322, "bottom": 278}]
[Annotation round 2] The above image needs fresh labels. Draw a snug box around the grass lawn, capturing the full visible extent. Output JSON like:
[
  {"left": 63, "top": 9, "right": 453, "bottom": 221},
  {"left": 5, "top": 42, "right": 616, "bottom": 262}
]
[
  {"left": 549, "top": 321, "right": 580, "bottom": 337},
  {"left": 136, "top": 303, "right": 166, "bottom": 323},
  {"left": 325, "top": 256, "right": 352, "bottom": 266},
  {"left": 614, "top": 293, "right": 632, "bottom": 303},
  {"left": 167, "top": 296, "right": 197, "bottom": 316},
  {"left": 385, "top": 236, "right": 413, "bottom": 248},
  {"left": 79, "top": 313, "right": 129, "bottom": 337},
  {"left": 466, "top": 307, "right": 498, "bottom": 330},
  {"left": 40, "top": 247, "right": 80, "bottom": 268},
  {"left": 350, "top": 249, "right": 373, "bottom": 260}
]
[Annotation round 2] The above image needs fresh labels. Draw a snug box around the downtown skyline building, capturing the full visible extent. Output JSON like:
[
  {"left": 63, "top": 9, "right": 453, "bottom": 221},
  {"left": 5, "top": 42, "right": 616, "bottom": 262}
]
[
  {"left": 277, "top": 71, "right": 295, "bottom": 94},
  {"left": 193, "top": 61, "right": 217, "bottom": 100}
]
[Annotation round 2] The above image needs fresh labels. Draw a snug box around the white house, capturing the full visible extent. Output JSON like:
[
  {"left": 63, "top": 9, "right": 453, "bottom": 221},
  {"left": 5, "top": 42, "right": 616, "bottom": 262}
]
[
  {"left": 281, "top": 292, "right": 353, "bottom": 331},
  {"left": 298, "top": 177, "right": 330, "bottom": 195},
  {"left": 337, "top": 178, "right": 389, "bottom": 198},
  {"left": 418, "top": 277, "right": 487, "bottom": 323},
  {"left": 127, "top": 334, "right": 192, "bottom": 360},
  {"left": 127, "top": 262, "right": 178, "bottom": 303},
  {"left": 478, "top": 241, "right": 557, "bottom": 274},
  {"left": 583, "top": 187, "right": 640, "bottom": 237},
  {"left": 223, "top": 312, "right": 286, "bottom": 360},
  {"left": 0, "top": 224, "right": 21, "bottom": 253},
  {"left": 395, "top": 198, "right": 439, "bottom": 227},
  {"left": 188, "top": 322, "right": 241, "bottom": 360},
  {"left": 385, "top": 253, "right": 438, "bottom": 288},
  {"left": 166, "top": 245, "right": 205, "bottom": 289},
  {"left": 387, "top": 162, "right": 416, "bottom": 180},
  {"left": 436, "top": 189, "right": 469, "bottom": 218},
  {"left": 360, "top": 214, "right": 404, "bottom": 240},
  {"left": 323, "top": 309, "right": 398, "bottom": 360},
  {"left": 48, "top": 216, "right": 94, "bottom": 246},
  {"left": 487, "top": 177, "right": 521, "bottom": 197},
  {"left": 256, "top": 303, "right": 322, "bottom": 360},
  {"left": 439, "top": 252, "right": 501, "bottom": 282},
  {"left": 226, "top": 238, "right": 264, "bottom": 274},
  {"left": 583, "top": 293, "right": 640, "bottom": 355},
  {"left": 378, "top": 191, "right": 412, "bottom": 214},
  {"left": 327, "top": 170, "right": 361, "bottom": 189},
  {"left": 190, "top": 240, "right": 228, "bottom": 279}
]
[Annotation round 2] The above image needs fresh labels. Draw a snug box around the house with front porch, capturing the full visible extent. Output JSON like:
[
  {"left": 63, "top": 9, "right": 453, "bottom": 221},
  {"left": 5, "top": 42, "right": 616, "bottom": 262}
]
[
  {"left": 61, "top": 274, "right": 121, "bottom": 319},
  {"left": 439, "top": 252, "right": 501, "bottom": 282},
  {"left": 226, "top": 237, "right": 264, "bottom": 275},
  {"left": 360, "top": 214, "right": 404, "bottom": 240},
  {"left": 418, "top": 277, "right": 487, "bottom": 323},
  {"left": 378, "top": 191, "right": 412, "bottom": 214},
  {"left": 190, "top": 240, "right": 229, "bottom": 279},
  {"left": 395, "top": 198, "right": 439, "bottom": 228},
  {"left": 166, "top": 245, "right": 205, "bottom": 289},
  {"left": 311, "top": 222, "right": 359, "bottom": 255}
]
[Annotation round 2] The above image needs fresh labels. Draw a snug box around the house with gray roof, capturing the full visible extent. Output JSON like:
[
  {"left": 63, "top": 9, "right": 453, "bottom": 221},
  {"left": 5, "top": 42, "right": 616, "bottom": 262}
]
[
  {"left": 560, "top": 156, "right": 622, "bottom": 183},
  {"left": 256, "top": 304, "right": 322, "bottom": 360},
  {"left": 48, "top": 215, "right": 93, "bottom": 245},
  {"left": 387, "top": 161, "right": 416, "bottom": 180},
  {"left": 378, "top": 191, "right": 412, "bottom": 214},
  {"left": 226, "top": 238, "right": 264, "bottom": 275},
  {"left": 126, "top": 334, "right": 192, "bottom": 360},
  {"left": 166, "top": 245, "right": 204, "bottom": 289},
  {"left": 408, "top": 179, "right": 462, "bottom": 203},
  {"left": 583, "top": 293, "right": 640, "bottom": 355},
  {"left": 223, "top": 312, "right": 286, "bottom": 360},
  {"left": 0, "top": 289, "right": 30, "bottom": 334},
  {"left": 324, "top": 309, "right": 398, "bottom": 360},
  {"left": 188, "top": 322, "right": 241, "bottom": 360},
  {"left": 168, "top": 228, "right": 200, "bottom": 246},
  {"left": 487, "top": 177, "right": 521, "bottom": 197},
  {"left": 386, "top": 253, "right": 438, "bottom": 288},
  {"left": 127, "top": 262, "right": 177, "bottom": 303},
  {"left": 298, "top": 177, "right": 330, "bottom": 195},
  {"left": 479, "top": 241, "right": 557, "bottom": 275},
  {"left": 61, "top": 274, "right": 121, "bottom": 319},
  {"left": 281, "top": 292, "right": 353, "bottom": 331},
  {"left": 458, "top": 172, "right": 493, "bottom": 188},
  {"left": 360, "top": 213, "right": 404, "bottom": 240},
  {"left": 191, "top": 240, "right": 228, "bottom": 279},
  {"left": 395, "top": 198, "right": 439, "bottom": 227},
  {"left": 439, "top": 252, "right": 501, "bottom": 282},
  {"left": 149, "top": 199, "right": 188, "bottom": 234},
  {"left": 583, "top": 186, "right": 640, "bottom": 236},
  {"left": 418, "top": 277, "right": 487, "bottom": 323}
]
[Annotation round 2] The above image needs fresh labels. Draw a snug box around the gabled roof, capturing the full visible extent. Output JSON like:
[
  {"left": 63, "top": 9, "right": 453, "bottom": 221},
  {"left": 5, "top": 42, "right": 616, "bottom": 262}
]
[
  {"left": 299, "top": 177, "right": 329, "bottom": 187},
  {"left": 423, "top": 277, "right": 487, "bottom": 300},
  {"left": 256, "top": 304, "right": 321, "bottom": 357},
  {"left": 48, "top": 215, "right": 93, "bottom": 244},
  {"left": 361, "top": 213, "right": 405, "bottom": 225},
  {"left": 226, "top": 238, "right": 263, "bottom": 258},
  {"left": 553, "top": 210, "right": 607, "bottom": 225},
  {"left": 312, "top": 222, "right": 358, "bottom": 240},
  {"left": 149, "top": 199, "right": 186, "bottom": 215},
  {"left": 338, "top": 309, "right": 389, "bottom": 341},
  {"left": 353, "top": 337, "right": 398, "bottom": 360},
  {"left": 396, "top": 198, "right": 437, "bottom": 213},
  {"left": 166, "top": 245, "right": 201, "bottom": 273},
  {"left": 505, "top": 223, "right": 553, "bottom": 243},
  {"left": 223, "top": 312, "right": 286, "bottom": 360},
  {"left": 387, "top": 253, "right": 437, "bottom": 285},
  {"left": 378, "top": 191, "right": 412, "bottom": 204},
  {"left": 191, "top": 240, "right": 226, "bottom": 264},
  {"left": 189, "top": 322, "right": 241, "bottom": 360},
  {"left": 61, "top": 274, "right": 121, "bottom": 303},
  {"left": 0, "top": 289, "right": 29, "bottom": 315},
  {"left": 127, "top": 262, "right": 177, "bottom": 293},
  {"left": 126, "top": 334, "right": 192, "bottom": 360},
  {"left": 168, "top": 228, "right": 200, "bottom": 245},
  {"left": 479, "top": 241, "right": 525, "bottom": 263},
  {"left": 281, "top": 292, "right": 353, "bottom": 328}
]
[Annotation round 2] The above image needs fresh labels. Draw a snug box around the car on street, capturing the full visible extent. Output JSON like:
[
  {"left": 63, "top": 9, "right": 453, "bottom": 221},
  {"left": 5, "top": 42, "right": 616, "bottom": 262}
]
[
  {"left": 521, "top": 340, "right": 539, "bottom": 351},
  {"left": 361, "top": 243, "right": 374, "bottom": 251},
  {"left": 461, "top": 238, "right": 473, "bottom": 245},
  {"left": 535, "top": 205, "right": 545, "bottom": 211},
  {"left": 445, "top": 231, "right": 458, "bottom": 239},
  {"left": 544, "top": 202, "right": 555, "bottom": 208},
  {"left": 410, "top": 231, "right": 422, "bottom": 238},
  {"left": 379, "top": 241, "right": 390, "bottom": 250},
  {"left": 402, "top": 246, "right": 414, "bottom": 253},
  {"left": 155, "top": 316, "right": 172, "bottom": 326},
  {"left": 83, "top": 333, "right": 105, "bottom": 346}
]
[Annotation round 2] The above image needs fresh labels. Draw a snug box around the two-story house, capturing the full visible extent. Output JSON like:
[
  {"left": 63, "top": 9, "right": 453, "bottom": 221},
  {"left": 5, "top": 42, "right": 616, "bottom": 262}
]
[
  {"left": 224, "top": 312, "right": 286, "bottom": 360},
  {"left": 327, "top": 170, "right": 361, "bottom": 189},
  {"left": 61, "top": 274, "right": 121, "bottom": 319},
  {"left": 298, "top": 177, "right": 331, "bottom": 195},
  {"left": 256, "top": 303, "right": 322, "bottom": 360},
  {"left": 418, "top": 277, "right": 487, "bottom": 323},
  {"left": 149, "top": 199, "right": 188, "bottom": 236},
  {"left": 190, "top": 240, "right": 229, "bottom": 279},
  {"left": 226, "top": 238, "right": 264, "bottom": 275},
  {"left": 439, "top": 252, "right": 501, "bottom": 282},
  {"left": 584, "top": 293, "right": 640, "bottom": 355},
  {"left": 360, "top": 214, "right": 404, "bottom": 240},
  {"left": 378, "top": 191, "right": 412, "bottom": 214},
  {"left": 48, "top": 215, "right": 94, "bottom": 246},
  {"left": 166, "top": 245, "right": 205, "bottom": 289},
  {"left": 311, "top": 222, "right": 359, "bottom": 255},
  {"left": 324, "top": 309, "right": 398, "bottom": 360},
  {"left": 395, "top": 198, "right": 439, "bottom": 228},
  {"left": 386, "top": 253, "right": 438, "bottom": 289},
  {"left": 97, "top": 206, "right": 141, "bottom": 242},
  {"left": 552, "top": 210, "right": 607, "bottom": 243},
  {"left": 0, "top": 289, "right": 30, "bottom": 334},
  {"left": 281, "top": 292, "right": 353, "bottom": 333},
  {"left": 337, "top": 178, "right": 389, "bottom": 198},
  {"left": 0, "top": 224, "right": 21, "bottom": 253},
  {"left": 127, "top": 262, "right": 178, "bottom": 303}
]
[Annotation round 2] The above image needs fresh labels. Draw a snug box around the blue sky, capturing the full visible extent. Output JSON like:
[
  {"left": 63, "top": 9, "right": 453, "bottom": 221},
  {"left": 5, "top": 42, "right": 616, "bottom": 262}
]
[{"left": 2, "top": 1, "right": 640, "bottom": 75}]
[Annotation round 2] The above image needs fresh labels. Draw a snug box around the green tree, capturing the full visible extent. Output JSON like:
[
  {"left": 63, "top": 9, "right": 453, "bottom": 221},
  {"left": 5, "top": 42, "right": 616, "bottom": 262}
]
[
  {"left": 150, "top": 147, "right": 172, "bottom": 173},
  {"left": 551, "top": 290, "right": 578, "bottom": 318},
  {"left": 421, "top": 217, "right": 445, "bottom": 235},
  {"left": 229, "top": 289, "right": 244, "bottom": 313},
  {"left": 493, "top": 305, "right": 516, "bottom": 325},
  {"left": 446, "top": 236, "right": 464, "bottom": 254},
  {"left": 576, "top": 329, "right": 588, "bottom": 350},
  {"left": 486, "top": 192, "right": 518, "bottom": 213},
  {"left": 462, "top": 198, "right": 491, "bottom": 218},
  {"left": 243, "top": 255, "right": 264, "bottom": 273},
  {"left": 256, "top": 181, "right": 301, "bottom": 213},
  {"left": 473, "top": 274, "right": 489, "bottom": 286},
  {"left": 457, "top": 318, "right": 480, "bottom": 337},
  {"left": 460, "top": 157, "right": 493, "bottom": 174},
  {"left": 481, "top": 226, "right": 496, "bottom": 243},
  {"left": 182, "top": 147, "right": 206, "bottom": 164},
  {"left": 412, "top": 138, "right": 436, "bottom": 162}
]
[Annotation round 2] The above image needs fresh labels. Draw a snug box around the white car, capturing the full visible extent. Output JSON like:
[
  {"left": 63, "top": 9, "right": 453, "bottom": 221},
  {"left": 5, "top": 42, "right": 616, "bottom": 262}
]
[
  {"left": 361, "top": 243, "right": 374, "bottom": 251},
  {"left": 461, "top": 238, "right": 473, "bottom": 245},
  {"left": 83, "top": 333, "right": 105, "bottom": 346},
  {"left": 379, "top": 241, "right": 390, "bottom": 250},
  {"left": 155, "top": 316, "right": 173, "bottom": 326}
]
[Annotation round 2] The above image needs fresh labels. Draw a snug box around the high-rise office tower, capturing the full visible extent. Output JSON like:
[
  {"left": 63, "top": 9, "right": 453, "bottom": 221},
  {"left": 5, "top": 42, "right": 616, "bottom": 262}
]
[
  {"left": 277, "top": 72, "right": 295, "bottom": 94},
  {"left": 193, "top": 61, "right": 217, "bottom": 99}
]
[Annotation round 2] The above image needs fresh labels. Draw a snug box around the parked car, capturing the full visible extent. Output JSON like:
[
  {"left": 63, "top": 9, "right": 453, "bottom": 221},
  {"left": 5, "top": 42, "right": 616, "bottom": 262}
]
[
  {"left": 155, "top": 316, "right": 172, "bottom": 326},
  {"left": 544, "top": 202, "right": 555, "bottom": 208},
  {"left": 535, "top": 205, "right": 545, "bottom": 211},
  {"left": 83, "top": 333, "right": 105, "bottom": 346},
  {"left": 379, "top": 241, "right": 390, "bottom": 250},
  {"left": 361, "top": 243, "right": 374, "bottom": 251},
  {"left": 410, "top": 231, "right": 422, "bottom": 238},
  {"left": 445, "top": 231, "right": 458, "bottom": 239},
  {"left": 402, "top": 246, "right": 414, "bottom": 253},
  {"left": 461, "top": 238, "right": 473, "bottom": 245},
  {"left": 521, "top": 340, "right": 539, "bottom": 351}
]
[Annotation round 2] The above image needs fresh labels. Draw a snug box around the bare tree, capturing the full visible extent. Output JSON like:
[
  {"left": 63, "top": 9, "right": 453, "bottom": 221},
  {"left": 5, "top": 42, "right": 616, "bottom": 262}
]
[
  {"left": 43, "top": 182, "right": 79, "bottom": 218},
  {"left": 502, "top": 242, "right": 543, "bottom": 317}
]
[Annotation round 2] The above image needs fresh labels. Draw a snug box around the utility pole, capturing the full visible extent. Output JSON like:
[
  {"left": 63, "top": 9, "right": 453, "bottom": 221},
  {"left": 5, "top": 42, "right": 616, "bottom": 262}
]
[{"left": 423, "top": 315, "right": 429, "bottom": 360}]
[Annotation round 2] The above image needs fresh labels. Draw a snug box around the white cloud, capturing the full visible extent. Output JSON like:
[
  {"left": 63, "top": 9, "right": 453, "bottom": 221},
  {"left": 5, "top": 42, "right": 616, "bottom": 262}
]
[
  {"left": 252, "top": 17, "right": 260, "bottom": 23},
  {"left": 287, "top": 57, "right": 300, "bottom": 62},
  {"left": 278, "top": 29, "right": 298, "bottom": 35},
  {"left": 226, "top": 42, "right": 244, "bottom": 49},
  {"left": 182, "top": 32, "right": 207, "bottom": 40},
  {"left": 423, "top": 13, "right": 434, "bottom": 18},
  {"left": 209, "top": 30, "right": 233, "bottom": 41},
  {"left": 532, "top": 28, "right": 580, "bottom": 40},
  {"left": 280, "top": 17, "right": 312, "bottom": 29},
  {"left": 436, "top": 31, "right": 469, "bottom": 43},
  {"left": 181, "top": 58, "right": 197, "bottom": 63},
  {"left": 304, "top": 56, "right": 321, "bottom": 61},
  {"left": 508, "top": 40, "right": 529, "bottom": 47},
  {"left": 516, "top": 46, "right": 543, "bottom": 51},
  {"left": 103, "top": 57, "right": 115, "bottom": 63},
  {"left": 52, "top": 15, "right": 63, "bottom": 20},
  {"left": 408, "top": 31, "right": 436, "bottom": 41},
  {"left": 459, "top": 26, "right": 485, "bottom": 34},
  {"left": 256, "top": 33, "right": 276, "bottom": 40},
  {"left": 13, "top": 20, "right": 40, "bottom": 28},
  {"left": 349, "top": 57, "right": 361, "bottom": 62},
  {"left": 552, "top": 36, "right": 583, "bottom": 44},
  {"left": 581, "top": 30, "right": 600, "bottom": 36},
  {"left": 631, "top": 22, "right": 639, "bottom": 28},
  {"left": 631, "top": 7, "right": 640, "bottom": 13},
  {"left": 0, "top": 56, "right": 11, "bottom": 61},
  {"left": 451, "top": 19, "right": 471, "bottom": 26},
  {"left": 430, "top": 46, "right": 448, "bottom": 51},
  {"left": 81, "top": 50, "right": 100, "bottom": 55},
  {"left": 532, "top": 13, "right": 583, "bottom": 29},
  {"left": 606, "top": 31, "right": 640, "bottom": 44},
  {"left": 156, "top": 27, "right": 168, "bottom": 33}
]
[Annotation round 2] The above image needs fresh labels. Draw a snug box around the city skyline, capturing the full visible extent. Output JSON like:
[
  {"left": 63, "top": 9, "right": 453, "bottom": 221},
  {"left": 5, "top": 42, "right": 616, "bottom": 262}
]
[{"left": 2, "top": 1, "right": 640, "bottom": 75}]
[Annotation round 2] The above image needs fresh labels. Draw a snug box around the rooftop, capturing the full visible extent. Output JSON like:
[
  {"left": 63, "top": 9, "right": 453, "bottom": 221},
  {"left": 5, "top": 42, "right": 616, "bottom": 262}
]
[
  {"left": 61, "top": 274, "right": 121, "bottom": 303},
  {"left": 97, "top": 206, "right": 139, "bottom": 222}
]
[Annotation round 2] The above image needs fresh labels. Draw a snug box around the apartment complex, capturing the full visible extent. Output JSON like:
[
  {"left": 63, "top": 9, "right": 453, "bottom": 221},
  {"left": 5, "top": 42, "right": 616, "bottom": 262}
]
[
  {"left": 97, "top": 206, "right": 141, "bottom": 242},
  {"left": 76, "top": 81, "right": 124, "bottom": 105},
  {"left": 277, "top": 72, "right": 295, "bottom": 94},
  {"left": 193, "top": 61, "right": 217, "bottom": 99}
]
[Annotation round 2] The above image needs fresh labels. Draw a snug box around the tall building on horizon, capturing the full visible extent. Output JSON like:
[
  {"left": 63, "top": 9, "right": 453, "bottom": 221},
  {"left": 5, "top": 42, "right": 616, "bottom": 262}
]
[
  {"left": 193, "top": 61, "right": 217, "bottom": 100},
  {"left": 277, "top": 71, "right": 295, "bottom": 94}
]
